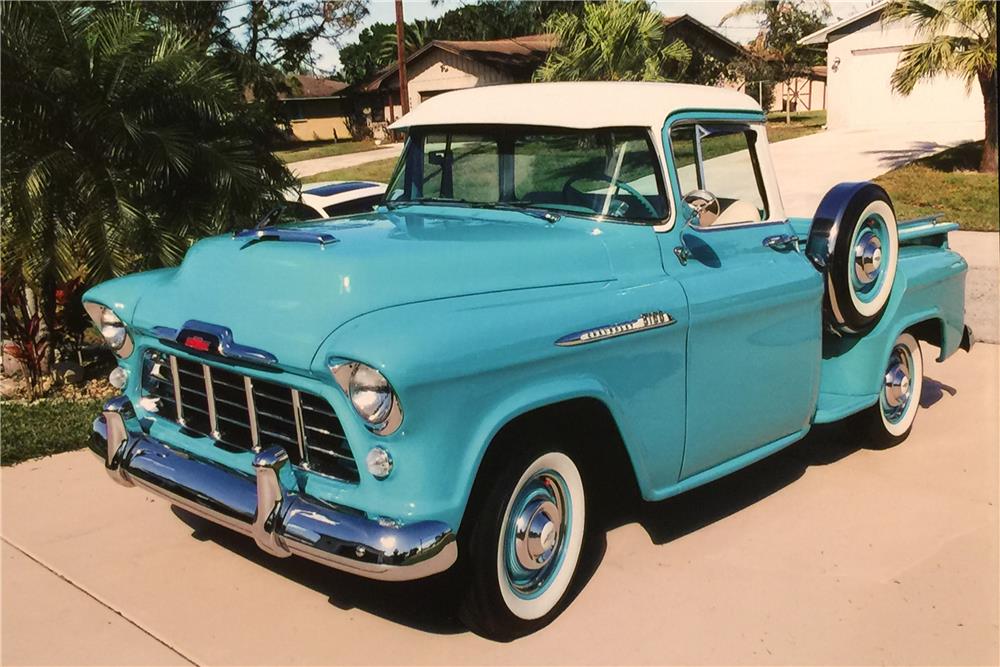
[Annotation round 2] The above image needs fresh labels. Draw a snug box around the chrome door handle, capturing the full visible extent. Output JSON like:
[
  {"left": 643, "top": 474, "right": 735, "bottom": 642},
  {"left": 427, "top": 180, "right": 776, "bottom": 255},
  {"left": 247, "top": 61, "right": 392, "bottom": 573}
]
[{"left": 762, "top": 233, "right": 800, "bottom": 252}]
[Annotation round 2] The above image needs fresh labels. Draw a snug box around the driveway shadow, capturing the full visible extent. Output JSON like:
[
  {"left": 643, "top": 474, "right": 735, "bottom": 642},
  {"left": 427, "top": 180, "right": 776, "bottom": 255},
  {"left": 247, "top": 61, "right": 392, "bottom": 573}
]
[
  {"left": 167, "top": 391, "right": 953, "bottom": 637},
  {"left": 864, "top": 142, "right": 946, "bottom": 169}
]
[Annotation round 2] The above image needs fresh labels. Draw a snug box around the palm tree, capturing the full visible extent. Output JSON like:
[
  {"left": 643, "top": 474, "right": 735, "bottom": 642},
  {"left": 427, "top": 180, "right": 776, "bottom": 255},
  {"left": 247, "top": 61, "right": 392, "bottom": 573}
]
[
  {"left": 534, "top": 0, "right": 691, "bottom": 82},
  {"left": 379, "top": 18, "right": 442, "bottom": 64},
  {"left": 883, "top": 0, "right": 997, "bottom": 173},
  {"left": 1, "top": 2, "right": 295, "bottom": 362}
]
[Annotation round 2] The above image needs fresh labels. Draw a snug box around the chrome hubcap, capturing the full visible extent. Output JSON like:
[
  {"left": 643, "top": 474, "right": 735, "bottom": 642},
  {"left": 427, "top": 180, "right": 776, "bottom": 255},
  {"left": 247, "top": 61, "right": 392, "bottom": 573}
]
[
  {"left": 514, "top": 499, "right": 560, "bottom": 570},
  {"left": 854, "top": 229, "right": 883, "bottom": 285},
  {"left": 504, "top": 470, "right": 570, "bottom": 597},
  {"left": 882, "top": 344, "right": 914, "bottom": 422}
]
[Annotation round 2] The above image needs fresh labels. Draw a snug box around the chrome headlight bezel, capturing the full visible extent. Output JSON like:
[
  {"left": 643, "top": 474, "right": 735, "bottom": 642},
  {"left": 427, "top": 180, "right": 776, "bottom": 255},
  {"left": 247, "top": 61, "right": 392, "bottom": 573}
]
[
  {"left": 328, "top": 360, "right": 403, "bottom": 436},
  {"left": 83, "top": 301, "right": 134, "bottom": 358}
]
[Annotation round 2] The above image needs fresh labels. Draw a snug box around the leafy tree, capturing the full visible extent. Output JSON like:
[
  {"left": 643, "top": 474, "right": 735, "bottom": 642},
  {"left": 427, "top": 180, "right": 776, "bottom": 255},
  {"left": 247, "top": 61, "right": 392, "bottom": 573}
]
[
  {"left": 883, "top": 0, "right": 997, "bottom": 173},
  {"left": 337, "top": 1, "right": 586, "bottom": 86},
  {"left": 534, "top": 0, "right": 692, "bottom": 82},
  {"left": 721, "top": 0, "right": 830, "bottom": 122},
  {"left": 1, "top": 2, "right": 296, "bottom": 366},
  {"left": 339, "top": 22, "right": 396, "bottom": 85}
]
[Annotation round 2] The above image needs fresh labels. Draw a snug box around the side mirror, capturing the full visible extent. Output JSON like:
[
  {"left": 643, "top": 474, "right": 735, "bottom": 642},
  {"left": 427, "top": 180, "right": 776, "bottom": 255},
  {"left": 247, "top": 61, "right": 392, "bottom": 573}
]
[
  {"left": 675, "top": 189, "right": 719, "bottom": 265},
  {"left": 427, "top": 150, "right": 447, "bottom": 166}
]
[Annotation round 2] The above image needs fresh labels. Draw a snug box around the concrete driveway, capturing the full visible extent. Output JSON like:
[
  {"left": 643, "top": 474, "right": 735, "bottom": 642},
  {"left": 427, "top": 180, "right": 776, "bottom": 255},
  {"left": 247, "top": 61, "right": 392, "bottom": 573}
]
[
  {"left": 3, "top": 344, "right": 997, "bottom": 665},
  {"left": 770, "top": 120, "right": 984, "bottom": 217}
]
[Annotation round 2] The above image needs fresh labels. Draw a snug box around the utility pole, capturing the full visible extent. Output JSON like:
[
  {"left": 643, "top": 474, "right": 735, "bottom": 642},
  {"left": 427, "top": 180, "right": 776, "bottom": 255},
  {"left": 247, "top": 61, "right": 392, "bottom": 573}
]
[{"left": 395, "top": 0, "right": 410, "bottom": 116}]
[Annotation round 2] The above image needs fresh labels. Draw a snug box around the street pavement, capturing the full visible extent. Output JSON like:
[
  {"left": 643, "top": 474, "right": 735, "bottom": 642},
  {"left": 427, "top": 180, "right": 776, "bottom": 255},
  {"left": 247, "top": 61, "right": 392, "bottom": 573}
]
[{"left": 3, "top": 343, "right": 997, "bottom": 665}]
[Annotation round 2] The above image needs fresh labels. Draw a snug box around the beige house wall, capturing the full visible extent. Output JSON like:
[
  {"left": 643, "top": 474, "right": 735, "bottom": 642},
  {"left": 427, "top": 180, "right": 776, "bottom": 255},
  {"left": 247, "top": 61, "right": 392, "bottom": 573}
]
[
  {"left": 382, "top": 48, "right": 517, "bottom": 120},
  {"left": 289, "top": 116, "right": 353, "bottom": 141},
  {"left": 825, "top": 17, "right": 982, "bottom": 129}
]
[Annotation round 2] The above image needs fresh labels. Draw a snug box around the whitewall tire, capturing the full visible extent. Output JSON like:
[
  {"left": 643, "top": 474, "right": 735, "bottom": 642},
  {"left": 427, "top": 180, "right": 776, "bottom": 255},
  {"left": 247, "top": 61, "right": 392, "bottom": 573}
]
[{"left": 858, "top": 332, "right": 924, "bottom": 447}]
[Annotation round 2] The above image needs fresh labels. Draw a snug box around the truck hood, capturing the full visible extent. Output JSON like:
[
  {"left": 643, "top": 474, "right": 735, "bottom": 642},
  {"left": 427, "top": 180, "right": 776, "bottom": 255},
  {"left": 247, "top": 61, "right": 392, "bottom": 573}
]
[{"left": 132, "top": 207, "right": 615, "bottom": 370}]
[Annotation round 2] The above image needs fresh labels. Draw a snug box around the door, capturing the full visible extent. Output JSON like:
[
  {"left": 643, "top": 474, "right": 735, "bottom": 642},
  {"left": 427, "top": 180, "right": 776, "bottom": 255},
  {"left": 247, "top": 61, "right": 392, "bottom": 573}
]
[{"left": 662, "top": 121, "right": 823, "bottom": 479}]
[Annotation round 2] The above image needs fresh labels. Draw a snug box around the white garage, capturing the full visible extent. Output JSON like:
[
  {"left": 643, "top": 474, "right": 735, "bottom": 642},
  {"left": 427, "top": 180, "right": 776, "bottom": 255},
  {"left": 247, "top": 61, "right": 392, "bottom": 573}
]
[{"left": 800, "top": 2, "right": 983, "bottom": 130}]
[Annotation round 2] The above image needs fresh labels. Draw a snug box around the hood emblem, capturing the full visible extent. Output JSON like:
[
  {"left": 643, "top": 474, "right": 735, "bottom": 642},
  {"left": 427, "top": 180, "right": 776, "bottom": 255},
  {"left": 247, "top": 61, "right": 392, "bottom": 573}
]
[
  {"left": 152, "top": 320, "right": 278, "bottom": 366},
  {"left": 555, "top": 311, "right": 675, "bottom": 347}
]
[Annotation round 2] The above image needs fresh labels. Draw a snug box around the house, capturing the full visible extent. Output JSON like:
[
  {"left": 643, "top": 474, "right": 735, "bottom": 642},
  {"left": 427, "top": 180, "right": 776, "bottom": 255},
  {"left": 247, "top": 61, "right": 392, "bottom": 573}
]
[
  {"left": 799, "top": 1, "right": 983, "bottom": 129},
  {"left": 280, "top": 75, "right": 354, "bottom": 141},
  {"left": 350, "top": 15, "right": 746, "bottom": 137},
  {"left": 770, "top": 65, "right": 827, "bottom": 113}
]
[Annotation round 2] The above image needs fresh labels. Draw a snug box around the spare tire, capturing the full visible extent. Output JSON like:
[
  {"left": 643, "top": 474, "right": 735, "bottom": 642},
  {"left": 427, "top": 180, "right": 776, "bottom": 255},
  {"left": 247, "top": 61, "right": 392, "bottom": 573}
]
[{"left": 806, "top": 182, "right": 899, "bottom": 335}]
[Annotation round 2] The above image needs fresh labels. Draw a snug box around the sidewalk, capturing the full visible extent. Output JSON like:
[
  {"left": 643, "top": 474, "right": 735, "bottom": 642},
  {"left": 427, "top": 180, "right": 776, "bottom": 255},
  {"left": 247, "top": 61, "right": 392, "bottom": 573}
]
[{"left": 287, "top": 144, "right": 403, "bottom": 179}]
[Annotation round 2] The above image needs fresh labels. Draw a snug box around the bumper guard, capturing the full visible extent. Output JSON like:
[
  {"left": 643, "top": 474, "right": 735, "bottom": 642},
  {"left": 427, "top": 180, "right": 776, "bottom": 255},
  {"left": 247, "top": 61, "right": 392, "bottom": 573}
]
[{"left": 90, "top": 396, "right": 457, "bottom": 581}]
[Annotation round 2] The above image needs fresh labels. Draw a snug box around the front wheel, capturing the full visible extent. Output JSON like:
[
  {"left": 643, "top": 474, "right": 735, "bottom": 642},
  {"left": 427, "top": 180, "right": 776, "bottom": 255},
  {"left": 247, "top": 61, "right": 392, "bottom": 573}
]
[
  {"left": 458, "top": 443, "right": 587, "bottom": 641},
  {"left": 856, "top": 332, "right": 924, "bottom": 448}
]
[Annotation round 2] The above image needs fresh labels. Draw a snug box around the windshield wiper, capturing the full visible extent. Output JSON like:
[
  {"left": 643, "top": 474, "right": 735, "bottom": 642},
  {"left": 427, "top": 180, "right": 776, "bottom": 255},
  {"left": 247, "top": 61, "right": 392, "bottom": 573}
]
[
  {"left": 484, "top": 201, "right": 562, "bottom": 223},
  {"left": 385, "top": 198, "right": 561, "bottom": 223},
  {"left": 384, "top": 197, "right": 472, "bottom": 209}
]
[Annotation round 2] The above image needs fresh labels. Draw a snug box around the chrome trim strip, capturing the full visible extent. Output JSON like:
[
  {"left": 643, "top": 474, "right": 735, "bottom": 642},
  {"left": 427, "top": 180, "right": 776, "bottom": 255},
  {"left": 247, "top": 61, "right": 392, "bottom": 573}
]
[
  {"left": 91, "top": 405, "right": 456, "bottom": 581},
  {"left": 244, "top": 375, "right": 260, "bottom": 452},
  {"left": 151, "top": 320, "right": 278, "bottom": 366},
  {"left": 556, "top": 311, "right": 676, "bottom": 347},
  {"left": 233, "top": 228, "right": 338, "bottom": 247},
  {"left": 203, "top": 364, "right": 219, "bottom": 439},
  {"left": 290, "top": 388, "right": 307, "bottom": 463},
  {"left": 169, "top": 356, "right": 185, "bottom": 425}
]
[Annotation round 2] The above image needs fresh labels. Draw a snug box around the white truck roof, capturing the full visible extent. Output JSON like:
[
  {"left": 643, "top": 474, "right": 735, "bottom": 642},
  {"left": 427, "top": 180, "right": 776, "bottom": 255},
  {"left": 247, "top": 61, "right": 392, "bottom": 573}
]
[{"left": 389, "top": 82, "right": 762, "bottom": 132}]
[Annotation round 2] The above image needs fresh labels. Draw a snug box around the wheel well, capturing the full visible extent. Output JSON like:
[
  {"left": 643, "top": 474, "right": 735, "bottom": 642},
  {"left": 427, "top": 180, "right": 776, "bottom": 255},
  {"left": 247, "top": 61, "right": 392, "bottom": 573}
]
[
  {"left": 908, "top": 317, "right": 944, "bottom": 350},
  {"left": 472, "top": 398, "right": 641, "bottom": 512}
]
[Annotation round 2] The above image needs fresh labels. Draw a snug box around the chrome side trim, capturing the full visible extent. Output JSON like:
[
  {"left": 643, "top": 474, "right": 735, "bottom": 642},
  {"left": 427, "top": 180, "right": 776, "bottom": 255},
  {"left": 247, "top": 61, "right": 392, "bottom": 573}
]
[
  {"left": 91, "top": 402, "right": 457, "bottom": 581},
  {"left": 555, "top": 311, "right": 675, "bottom": 347}
]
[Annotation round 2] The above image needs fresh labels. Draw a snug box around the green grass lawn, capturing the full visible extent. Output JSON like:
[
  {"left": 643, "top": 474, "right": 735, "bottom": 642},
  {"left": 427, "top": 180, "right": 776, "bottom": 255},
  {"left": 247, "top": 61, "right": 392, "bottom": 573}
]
[
  {"left": 1, "top": 398, "right": 105, "bottom": 466},
  {"left": 766, "top": 110, "right": 826, "bottom": 143},
  {"left": 275, "top": 139, "right": 379, "bottom": 163},
  {"left": 875, "top": 141, "right": 998, "bottom": 232}
]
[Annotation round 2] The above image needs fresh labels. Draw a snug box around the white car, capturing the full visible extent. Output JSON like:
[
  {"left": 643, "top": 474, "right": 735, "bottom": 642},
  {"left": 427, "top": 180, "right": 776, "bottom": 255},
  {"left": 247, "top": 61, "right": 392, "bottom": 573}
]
[{"left": 283, "top": 180, "right": 387, "bottom": 220}]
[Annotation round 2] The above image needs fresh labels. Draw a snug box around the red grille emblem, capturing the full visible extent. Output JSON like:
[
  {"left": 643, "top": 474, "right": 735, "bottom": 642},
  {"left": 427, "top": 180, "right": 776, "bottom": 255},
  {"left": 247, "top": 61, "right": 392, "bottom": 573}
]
[{"left": 183, "top": 335, "right": 213, "bottom": 352}]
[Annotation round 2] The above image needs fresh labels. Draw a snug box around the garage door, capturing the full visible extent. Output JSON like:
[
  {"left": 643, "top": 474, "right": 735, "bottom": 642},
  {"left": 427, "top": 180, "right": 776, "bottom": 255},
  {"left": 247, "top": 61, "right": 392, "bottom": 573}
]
[{"left": 840, "top": 46, "right": 982, "bottom": 128}]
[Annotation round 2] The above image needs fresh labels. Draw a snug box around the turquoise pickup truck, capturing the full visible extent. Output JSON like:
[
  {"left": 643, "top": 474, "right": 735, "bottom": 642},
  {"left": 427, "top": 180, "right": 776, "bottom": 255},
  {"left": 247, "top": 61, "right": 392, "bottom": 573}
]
[{"left": 84, "top": 82, "right": 973, "bottom": 640}]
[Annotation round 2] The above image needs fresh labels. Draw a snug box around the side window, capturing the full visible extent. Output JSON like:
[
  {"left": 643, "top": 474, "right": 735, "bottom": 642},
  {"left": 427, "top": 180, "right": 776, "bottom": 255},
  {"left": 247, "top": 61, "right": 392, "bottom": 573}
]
[
  {"left": 422, "top": 133, "right": 499, "bottom": 202},
  {"left": 668, "top": 125, "right": 699, "bottom": 196},
  {"left": 669, "top": 123, "right": 769, "bottom": 225},
  {"left": 699, "top": 128, "right": 767, "bottom": 220}
]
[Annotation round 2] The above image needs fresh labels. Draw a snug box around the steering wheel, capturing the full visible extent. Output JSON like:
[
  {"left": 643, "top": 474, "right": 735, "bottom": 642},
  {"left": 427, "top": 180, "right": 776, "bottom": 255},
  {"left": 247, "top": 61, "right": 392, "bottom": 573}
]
[
  {"left": 561, "top": 174, "right": 659, "bottom": 217},
  {"left": 682, "top": 189, "right": 721, "bottom": 221}
]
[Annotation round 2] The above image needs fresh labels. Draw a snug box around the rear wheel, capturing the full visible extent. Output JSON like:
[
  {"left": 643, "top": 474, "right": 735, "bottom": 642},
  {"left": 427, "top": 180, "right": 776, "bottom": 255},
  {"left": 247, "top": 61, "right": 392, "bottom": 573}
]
[
  {"left": 458, "top": 441, "right": 587, "bottom": 641},
  {"left": 857, "top": 332, "right": 924, "bottom": 448}
]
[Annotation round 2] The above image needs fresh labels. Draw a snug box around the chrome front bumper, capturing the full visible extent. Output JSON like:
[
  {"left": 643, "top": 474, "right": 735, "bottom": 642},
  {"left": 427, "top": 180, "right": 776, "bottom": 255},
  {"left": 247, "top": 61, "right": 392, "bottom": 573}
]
[{"left": 91, "top": 396, "right": 456, "bottom": 581}]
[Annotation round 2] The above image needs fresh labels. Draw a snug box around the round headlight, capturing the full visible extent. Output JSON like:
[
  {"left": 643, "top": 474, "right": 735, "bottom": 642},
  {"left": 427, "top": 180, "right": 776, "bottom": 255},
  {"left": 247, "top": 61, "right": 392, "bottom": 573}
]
[
  {"left": 349, "top": 365, "right": 393, "bottom": 426},
  {"left": 100, "top": 309, "right": 127, "bottom": 350}
]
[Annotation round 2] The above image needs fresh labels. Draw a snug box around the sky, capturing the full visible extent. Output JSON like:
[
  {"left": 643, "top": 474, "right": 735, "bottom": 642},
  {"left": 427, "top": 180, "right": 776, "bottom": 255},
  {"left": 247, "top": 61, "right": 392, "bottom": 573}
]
[{"left": 312, "top": 0, "right": 875, "bottom": 73}]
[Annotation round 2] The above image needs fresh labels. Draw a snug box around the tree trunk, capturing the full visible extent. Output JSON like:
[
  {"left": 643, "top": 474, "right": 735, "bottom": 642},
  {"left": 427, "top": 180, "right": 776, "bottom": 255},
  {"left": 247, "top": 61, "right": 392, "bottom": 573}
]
[{"left": 979, "top": 68, "right": 998, "bottom": 174}]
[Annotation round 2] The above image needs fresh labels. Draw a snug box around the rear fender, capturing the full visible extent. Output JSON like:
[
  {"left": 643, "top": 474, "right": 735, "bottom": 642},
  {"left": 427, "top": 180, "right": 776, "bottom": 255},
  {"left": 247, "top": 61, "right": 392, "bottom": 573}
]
[{"left": 818, "top": 246, "right": 967, "bottom": 400}]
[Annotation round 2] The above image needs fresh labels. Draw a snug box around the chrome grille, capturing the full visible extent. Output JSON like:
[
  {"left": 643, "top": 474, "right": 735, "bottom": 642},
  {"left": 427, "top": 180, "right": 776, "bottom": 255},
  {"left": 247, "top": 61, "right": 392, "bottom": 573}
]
[{"left": 142, "top": 350, "right": 359, "bottom": 483}]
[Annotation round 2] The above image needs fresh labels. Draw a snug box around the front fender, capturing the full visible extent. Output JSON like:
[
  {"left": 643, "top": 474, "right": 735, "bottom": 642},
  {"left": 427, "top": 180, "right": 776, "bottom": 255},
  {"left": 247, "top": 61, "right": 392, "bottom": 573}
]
[
  {"left": 312, "top": 279, "right": 689, "bottom": 529},
  {"left": 82, "top": 268, "right": 178, "bottom": 322}
]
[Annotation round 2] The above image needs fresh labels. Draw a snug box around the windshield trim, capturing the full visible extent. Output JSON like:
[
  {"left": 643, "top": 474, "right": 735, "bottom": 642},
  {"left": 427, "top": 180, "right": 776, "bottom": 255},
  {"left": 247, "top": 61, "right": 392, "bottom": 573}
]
[{"left": 381, "top": 124, "right": 671, "bottom": 227}]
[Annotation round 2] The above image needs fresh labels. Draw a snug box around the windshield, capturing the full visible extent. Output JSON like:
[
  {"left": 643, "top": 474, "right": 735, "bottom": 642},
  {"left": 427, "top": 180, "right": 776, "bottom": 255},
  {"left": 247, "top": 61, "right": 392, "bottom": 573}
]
[{"left": 385, "top": 126, "right": 669, "bottom": 223}]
